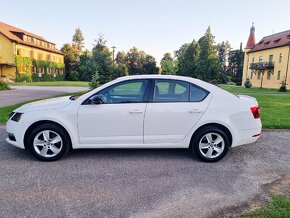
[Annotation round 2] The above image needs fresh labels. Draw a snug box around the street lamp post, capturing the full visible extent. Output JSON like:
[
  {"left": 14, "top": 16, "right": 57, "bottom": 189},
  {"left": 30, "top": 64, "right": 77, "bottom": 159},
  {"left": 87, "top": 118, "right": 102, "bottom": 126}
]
[{"left": 112, "top": 46, "right": 116, "bottom": 66}]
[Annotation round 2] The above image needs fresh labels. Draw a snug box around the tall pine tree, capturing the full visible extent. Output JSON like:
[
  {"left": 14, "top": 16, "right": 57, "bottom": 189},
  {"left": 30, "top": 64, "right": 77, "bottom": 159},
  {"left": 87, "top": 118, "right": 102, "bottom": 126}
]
[{"left": 197, "top": 27, "right": 221, "bottom": 82}]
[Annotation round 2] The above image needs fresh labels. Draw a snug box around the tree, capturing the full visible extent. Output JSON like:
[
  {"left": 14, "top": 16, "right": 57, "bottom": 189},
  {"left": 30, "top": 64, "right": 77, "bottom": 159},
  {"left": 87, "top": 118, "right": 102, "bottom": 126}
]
[
  {"left": 72, "top": 27, "right": 85, "bottom": 51},
  {"left": 125, "top": 47, "right": 158, "bottom": 75},
  {"left": 113, "top": 64, "right": 128, "bottom": 78},
  {"left": 78, "top": 50, "right": 96, "bottom": 81},
  {"left": 176, "top": 41, "right": 200, "bottom": 77},
  {"left": 115, "top": 51, "right": 126, "bottom": 65},
  {"left": 92, "top": 35, "right": 114, "bottom": 84},
  {"left": 143, "top": 54, "right": 158, "bottom": 74},
  {"left": 160, "top": 53, "right": 178, "bottom": 75},
  {"left": 197, "top": 27, "right": 221, "bottom": 82},
  {"left": 60, "top": 43, "right": 78, "bottom": 80},
  {"left": 217, "top": 41, "right": 231, "bottom": 82},
  {"left": 89, "top": 70, "right": 100, "bottom": 89},
  {"left": 125, "top": 47, "right": 143, "bottom": 75},
  {"left": 228, "top": 43, "right": 244, "bottom": 85}
]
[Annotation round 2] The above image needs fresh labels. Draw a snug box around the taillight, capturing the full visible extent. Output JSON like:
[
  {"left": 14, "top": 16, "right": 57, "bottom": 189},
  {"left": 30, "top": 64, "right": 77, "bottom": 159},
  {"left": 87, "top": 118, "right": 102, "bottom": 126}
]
[{"left": 250, "top": 106, "right": 260, "bottom": 119}]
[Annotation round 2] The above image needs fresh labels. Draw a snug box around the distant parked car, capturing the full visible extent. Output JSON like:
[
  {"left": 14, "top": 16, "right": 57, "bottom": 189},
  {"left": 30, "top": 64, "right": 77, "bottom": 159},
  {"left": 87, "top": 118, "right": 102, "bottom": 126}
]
[{"left": 6, "top": 75, "right": 262, "bottom": 162}]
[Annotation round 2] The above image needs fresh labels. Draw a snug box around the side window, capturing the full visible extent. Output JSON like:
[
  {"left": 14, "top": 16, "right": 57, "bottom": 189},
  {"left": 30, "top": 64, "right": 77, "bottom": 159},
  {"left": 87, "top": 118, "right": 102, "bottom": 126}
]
[
  {"left": 153, "top": 80, "right": 189, "bottom": 102},
  {"left": 190, "top": 84, "right": 209, "bottom": 102},
  {"left": 92, "top": 80, "right": 148, "bottom": 103}
]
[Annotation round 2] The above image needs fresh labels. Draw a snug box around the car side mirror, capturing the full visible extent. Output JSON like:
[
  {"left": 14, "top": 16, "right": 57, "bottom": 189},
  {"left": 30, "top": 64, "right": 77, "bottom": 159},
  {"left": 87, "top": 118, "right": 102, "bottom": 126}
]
[{"left": 90, "top": 96, "right": 104, "bottom": 104}]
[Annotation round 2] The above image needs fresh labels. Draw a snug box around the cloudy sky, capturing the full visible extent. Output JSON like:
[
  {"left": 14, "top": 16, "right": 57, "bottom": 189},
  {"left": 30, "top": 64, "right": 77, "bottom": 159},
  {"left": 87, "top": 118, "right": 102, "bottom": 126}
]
[{"left": 1, "top": 0, "right": 290, "bottom": 62}]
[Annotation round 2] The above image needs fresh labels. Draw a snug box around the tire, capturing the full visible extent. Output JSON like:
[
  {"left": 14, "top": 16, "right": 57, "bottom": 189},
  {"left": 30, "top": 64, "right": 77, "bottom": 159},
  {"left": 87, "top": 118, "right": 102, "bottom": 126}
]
[
  {"left": 191, "top": 126, "right": 230, "bottom": 162},
  {"left": 27, "top": 123, "right": 71, "bottom": 161}
]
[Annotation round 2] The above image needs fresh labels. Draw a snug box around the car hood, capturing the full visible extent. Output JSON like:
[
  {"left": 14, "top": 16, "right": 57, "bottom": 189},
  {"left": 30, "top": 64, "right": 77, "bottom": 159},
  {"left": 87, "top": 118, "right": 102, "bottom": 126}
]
[{"left": 15, "top": 96, "right": 72, "bottom": 113}]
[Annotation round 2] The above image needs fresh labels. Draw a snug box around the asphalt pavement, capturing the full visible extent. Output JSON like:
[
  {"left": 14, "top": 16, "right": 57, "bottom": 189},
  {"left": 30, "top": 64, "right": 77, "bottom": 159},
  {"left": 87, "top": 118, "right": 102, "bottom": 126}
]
[
  {"left": 0, "top": 127, "right": 289, "bottom": 218},
  {"left": 0, "top": 86, "right": 89, "bottom": 107}
]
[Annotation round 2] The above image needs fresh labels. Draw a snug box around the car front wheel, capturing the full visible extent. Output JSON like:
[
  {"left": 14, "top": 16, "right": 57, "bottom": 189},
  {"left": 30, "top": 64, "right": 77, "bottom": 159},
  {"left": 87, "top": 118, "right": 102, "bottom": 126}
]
[
  {"left": 27, "top": 123, "right": 70, "bottom": 161},
  {"left": 192, "top": 126, "right": 230, "bottom": 162}
]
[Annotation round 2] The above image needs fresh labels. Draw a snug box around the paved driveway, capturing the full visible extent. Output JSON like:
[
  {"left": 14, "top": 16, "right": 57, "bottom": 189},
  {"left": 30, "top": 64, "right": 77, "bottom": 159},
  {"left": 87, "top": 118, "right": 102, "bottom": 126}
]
[
  {"left": 0, "top": 127, "right": 289, "bottom": 218},
  {"left": 0, "top": 86, "right": 89, "bottom": 107}
]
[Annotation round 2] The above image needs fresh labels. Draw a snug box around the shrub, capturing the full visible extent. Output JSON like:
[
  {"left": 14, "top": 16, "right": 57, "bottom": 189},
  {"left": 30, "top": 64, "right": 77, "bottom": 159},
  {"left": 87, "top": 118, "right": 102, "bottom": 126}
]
[
  {"left": 16, "top": 72, "right": 32, "bottom": 82},
  {"left": 244, "top": 78, "right": 252, "bottom": 88},
  {"left": 68, "top": 71, "right": 79, "bottom": 81},
  {"left": 89, "top": 71, "right": 100, "bottom": 89},
  {"left": 0, "top": 80, "right": 10, "bottom": 90},
  {"left": 279, "top": 80, "right": 287, "bottom": 92}
]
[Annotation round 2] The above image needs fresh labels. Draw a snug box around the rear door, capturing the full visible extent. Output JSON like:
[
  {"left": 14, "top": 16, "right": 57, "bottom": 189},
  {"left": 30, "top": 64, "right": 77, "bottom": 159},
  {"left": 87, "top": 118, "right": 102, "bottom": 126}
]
[{"left": 144, "top": 79, "right": 211, "bottom": 144}]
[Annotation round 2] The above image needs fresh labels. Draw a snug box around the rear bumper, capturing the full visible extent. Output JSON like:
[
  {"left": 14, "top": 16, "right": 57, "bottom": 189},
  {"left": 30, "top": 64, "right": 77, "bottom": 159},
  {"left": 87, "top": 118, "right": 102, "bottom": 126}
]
[{"left": 232, "top": 127, "right": 262, "bottom": 147}]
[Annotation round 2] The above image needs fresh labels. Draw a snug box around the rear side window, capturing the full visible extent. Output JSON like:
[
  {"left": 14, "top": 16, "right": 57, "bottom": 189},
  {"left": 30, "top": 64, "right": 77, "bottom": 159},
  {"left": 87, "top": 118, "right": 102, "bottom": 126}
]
[
  {"left": 190, "top": 84, "right": 209, "bottom": 102},
  {"left": 153, "top": 80, "right": 189, "bottom": 102}
]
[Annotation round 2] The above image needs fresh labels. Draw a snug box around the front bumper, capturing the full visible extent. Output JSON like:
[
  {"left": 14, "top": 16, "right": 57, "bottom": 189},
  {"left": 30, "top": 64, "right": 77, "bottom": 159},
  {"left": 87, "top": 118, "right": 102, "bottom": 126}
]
[{"left": 6, "top": 119, "right": 26, "bottom": 149}]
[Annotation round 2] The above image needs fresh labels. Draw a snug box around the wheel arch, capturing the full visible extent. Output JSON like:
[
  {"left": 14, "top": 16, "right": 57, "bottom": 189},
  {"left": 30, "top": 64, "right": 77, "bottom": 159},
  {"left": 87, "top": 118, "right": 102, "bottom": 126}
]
[
  {"left": 189, "top": 123, "right": 233, "bottom": 148},
  {"left": 23, "top": 120, "right": 72, "bottom": 149}
]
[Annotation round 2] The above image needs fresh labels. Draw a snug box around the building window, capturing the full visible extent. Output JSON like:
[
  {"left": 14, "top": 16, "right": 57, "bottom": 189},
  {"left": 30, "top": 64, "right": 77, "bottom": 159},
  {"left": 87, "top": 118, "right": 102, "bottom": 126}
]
[
  {"left": 257, "top": 71, "right": 261, "bottom": 80},
  {"left": 267, "top": 71, "right": 271, "bottom": 80},
  {"left": 269, "top": 55, "right": 273, "bottom": 63},
  {"left": 252, "top": 57, "right": 254, "bottom": 63},
  {"left": 17, "top": 49, "right": 21, "bottom": 55},
  {"left": 277, "top": 71, "right": 281, "bottom": 80},
  {"left": 259, "top": 56, "right": 263, "bottom": 63},
  {"left": 279, "top": 53, "right": 283, "bottom": 63},
  {"left": 264, "top": 41, "right": 270, "bottom": 46},
  {"left": 273, "top": 38, "right": 281, "bottom": 44}
]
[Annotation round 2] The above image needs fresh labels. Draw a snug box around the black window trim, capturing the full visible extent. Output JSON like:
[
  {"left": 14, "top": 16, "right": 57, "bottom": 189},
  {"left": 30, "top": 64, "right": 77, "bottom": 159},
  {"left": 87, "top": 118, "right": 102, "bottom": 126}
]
[
  {"left": 82, "top": 79, "right": 152, "bottom": 105},
  {"left": 148, "top": 78, "right": 210, "bottom": 103}
]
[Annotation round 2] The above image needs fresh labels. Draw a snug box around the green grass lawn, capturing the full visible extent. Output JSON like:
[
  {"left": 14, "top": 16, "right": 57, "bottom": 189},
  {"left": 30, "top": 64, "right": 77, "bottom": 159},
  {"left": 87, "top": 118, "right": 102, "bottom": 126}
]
[
  {"left": 10, "top": 81, "right": 89, "bottom": 87},
  {"left": 250, "top": 94, "right": 290, "bottom": 129},
  {"left": 219, "top": 84, "right": 290, "bottom": 95},
  {"left": 242, "top": 196, "right": 290, "bottom": 217}
]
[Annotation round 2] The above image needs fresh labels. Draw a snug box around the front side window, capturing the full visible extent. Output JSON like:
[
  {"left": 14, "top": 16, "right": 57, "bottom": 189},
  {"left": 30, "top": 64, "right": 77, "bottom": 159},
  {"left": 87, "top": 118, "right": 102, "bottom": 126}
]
[
  {"left": 92, "top": 80, "right": 148, "bottom": 104},
  {"left": 153, "top": 80, "right": 189, "bottom": 102}
]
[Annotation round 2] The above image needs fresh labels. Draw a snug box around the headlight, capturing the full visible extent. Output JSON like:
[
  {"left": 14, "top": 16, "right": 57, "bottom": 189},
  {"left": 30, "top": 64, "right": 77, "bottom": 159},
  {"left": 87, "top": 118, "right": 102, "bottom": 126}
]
[{"left": 11, "top": 113, "right": 23, "bottom": 122}]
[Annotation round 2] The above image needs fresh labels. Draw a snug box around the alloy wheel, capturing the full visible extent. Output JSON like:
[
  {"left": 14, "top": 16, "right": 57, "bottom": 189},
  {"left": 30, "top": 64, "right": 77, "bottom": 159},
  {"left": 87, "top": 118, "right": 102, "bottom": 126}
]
[
  {"left": 33, "top": 130, "right": 63, "bottom": 158},
  {"left": 198, "top": 133, "right": 225, "bottom": 159}
]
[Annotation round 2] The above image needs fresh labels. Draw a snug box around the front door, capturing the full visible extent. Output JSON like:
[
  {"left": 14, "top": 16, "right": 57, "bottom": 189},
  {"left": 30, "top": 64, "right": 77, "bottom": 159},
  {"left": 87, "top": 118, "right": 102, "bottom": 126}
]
[{"left": 78, "top": 79, "right": 149, "bottom": 145}]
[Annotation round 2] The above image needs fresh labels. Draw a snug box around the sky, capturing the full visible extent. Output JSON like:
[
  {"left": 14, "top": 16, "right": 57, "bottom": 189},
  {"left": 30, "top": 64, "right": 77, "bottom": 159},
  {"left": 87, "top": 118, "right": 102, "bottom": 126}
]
[{"left": 1, "top": 0, "right": 290, "bottom": 63}]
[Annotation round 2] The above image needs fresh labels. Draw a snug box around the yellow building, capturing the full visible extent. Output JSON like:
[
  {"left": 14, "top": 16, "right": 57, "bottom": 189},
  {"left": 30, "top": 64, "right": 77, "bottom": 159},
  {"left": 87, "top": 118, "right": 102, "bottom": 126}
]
[
  {"left": 0, "top": 22, "right": 64, "bottom": 82},
  {"left": 242, "top": 24, "right": 290, "bottom": 88}
]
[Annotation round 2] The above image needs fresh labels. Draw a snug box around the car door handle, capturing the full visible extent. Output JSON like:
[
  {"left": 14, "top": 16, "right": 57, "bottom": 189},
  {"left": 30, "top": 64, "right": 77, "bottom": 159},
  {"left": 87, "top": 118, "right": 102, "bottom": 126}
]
[
  {"left": 189, "top": 109, "right": 202, "bottom": 113},
  {"left": 129, "top": 110, "right": 143, "bottom": 114}
]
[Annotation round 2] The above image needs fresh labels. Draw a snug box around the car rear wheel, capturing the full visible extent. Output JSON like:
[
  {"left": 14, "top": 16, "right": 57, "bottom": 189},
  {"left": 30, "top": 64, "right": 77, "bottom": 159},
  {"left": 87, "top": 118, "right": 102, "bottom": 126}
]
[
  {"left": 27, "top": 123, "right": 70, "bottom": 161},
  {"left": 191, "top": 126, "right": 229, "bottom": 162}
]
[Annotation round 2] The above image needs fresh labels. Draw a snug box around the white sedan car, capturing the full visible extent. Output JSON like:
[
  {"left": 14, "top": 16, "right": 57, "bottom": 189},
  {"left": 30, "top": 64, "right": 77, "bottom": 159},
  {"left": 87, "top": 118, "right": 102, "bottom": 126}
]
[{"left": 6, "top": 75, "right": 262, "bottom": 162}]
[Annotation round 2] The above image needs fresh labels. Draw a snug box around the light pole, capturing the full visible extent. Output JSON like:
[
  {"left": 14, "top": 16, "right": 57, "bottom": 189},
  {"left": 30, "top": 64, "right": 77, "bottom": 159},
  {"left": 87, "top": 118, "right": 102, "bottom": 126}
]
[{"left": 112, "top": 46, "right": 116, "bottom": 66}]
